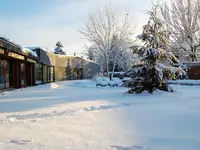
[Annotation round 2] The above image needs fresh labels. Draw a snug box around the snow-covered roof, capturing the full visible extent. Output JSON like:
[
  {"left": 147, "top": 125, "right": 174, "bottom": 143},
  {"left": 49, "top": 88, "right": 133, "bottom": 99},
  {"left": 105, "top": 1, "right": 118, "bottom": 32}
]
[
  {"left": 25, "top": 46, "right": 99, "bottom": 65},
  {"left": 0, "top": 37, "right": 38, "bottom": 58},
  {"left": 83, "top": 58, "right": 100, "bottom": 65},
  {"left": 0, "top": 36, "right": 21, "bottom": 48},
  {"left": 22, "top": 47, "right": 37, "bottom": 57},
  {"left": 57, "top": 55, "right": 99, "bottom": 65},
  {"left": 0, "top": 37, "right": 27, "bottom": 56},
  {"left": 26, "top": 46, "right": 50, "bottom": 52}
]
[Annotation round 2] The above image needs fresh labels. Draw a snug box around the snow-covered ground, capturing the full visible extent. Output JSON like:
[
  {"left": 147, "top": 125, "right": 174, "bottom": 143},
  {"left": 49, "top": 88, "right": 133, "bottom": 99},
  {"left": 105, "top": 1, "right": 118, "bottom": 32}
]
[
  {"left": 0, "top": 80, "right": 200, "bottom": 150},
  {"left": 169, "top": 79, "right": 200, "bottom": 85}
]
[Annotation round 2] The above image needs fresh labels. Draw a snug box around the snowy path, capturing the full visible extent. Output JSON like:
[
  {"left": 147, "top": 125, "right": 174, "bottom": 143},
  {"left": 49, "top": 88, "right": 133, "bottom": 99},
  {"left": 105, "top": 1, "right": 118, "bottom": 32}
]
[{"left": 0, "top": 80, "right": 200, "bottom": 150}]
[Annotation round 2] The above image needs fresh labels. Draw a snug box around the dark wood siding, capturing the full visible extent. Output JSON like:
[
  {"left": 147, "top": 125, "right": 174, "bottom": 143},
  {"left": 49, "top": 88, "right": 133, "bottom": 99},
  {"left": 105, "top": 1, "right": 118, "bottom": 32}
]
[{"left": 188, "top": 66, "right": 200, "bottom": 79}]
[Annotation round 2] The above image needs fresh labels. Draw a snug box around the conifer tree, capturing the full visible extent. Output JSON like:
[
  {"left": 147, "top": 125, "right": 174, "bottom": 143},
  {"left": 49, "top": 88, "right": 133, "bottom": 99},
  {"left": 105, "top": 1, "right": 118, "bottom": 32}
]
[
  {"left": 126, "top": 5, "right": 184, "bottom": 94},
  {"left": 54, "top": 41, "right": 66, "bottom": 55}
]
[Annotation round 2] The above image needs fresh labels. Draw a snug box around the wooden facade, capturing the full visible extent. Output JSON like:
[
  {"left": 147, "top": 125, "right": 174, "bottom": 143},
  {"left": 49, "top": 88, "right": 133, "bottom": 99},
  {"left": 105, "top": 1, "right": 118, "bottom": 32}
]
[
  {"left": 0, "top": 38, "right": 38, "bottom": 90},
  {"left": 0, "top": 39, "right": 100, "bottom": 91},
  {"left": 183, "top": 62, "right": 200, "bottom": 79},
  {"left": 188, "top": 66, "right": 200, "bottom": 79}
]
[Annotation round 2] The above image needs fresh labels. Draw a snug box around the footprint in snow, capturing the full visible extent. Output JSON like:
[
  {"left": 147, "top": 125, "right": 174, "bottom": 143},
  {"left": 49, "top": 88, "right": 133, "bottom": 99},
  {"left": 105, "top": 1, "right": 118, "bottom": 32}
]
[
  {"left": 7, "top": 139, "right": 32, "bottom": 145},
  {"left": 110, "top": 145, "right": 146, "bottom": 150}
]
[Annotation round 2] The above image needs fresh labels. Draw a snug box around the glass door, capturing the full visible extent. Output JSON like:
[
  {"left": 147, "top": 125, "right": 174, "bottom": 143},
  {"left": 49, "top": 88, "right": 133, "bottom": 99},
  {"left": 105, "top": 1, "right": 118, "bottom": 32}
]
[
  {"left": 21, "top": 62, "right": 26, "bottom": 86},
  {"left": 0, "top": 60, "right": 12, "bottom": 89},
  {"left": 5, "top": 61, "right": 10, "bottom": 87},
  {"left": 34, "top": 63, "right": 42, "bottom": 84},
  {"left": 50, "top": 67, "right": 54, "bottom": 82},
  {"left": 0, "top": 60, "right": 4, "bottom": 89},
  {"left": 43, "top": 65, "right": 47, "bottom": 83}
]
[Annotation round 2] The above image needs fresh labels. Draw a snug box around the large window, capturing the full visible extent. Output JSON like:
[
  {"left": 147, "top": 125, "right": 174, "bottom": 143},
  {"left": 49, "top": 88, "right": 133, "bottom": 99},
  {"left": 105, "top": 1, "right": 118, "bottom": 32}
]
[
  {"left": 20, "top": 62, "right": 26, "bottom": 86},
  {"left": 43, "top": 65, "right": 47, "bottom": 83},
  {"left": 34, "top": 63, "right": 42, "bottom": 84},
  {"left": 42, "top": 65, "right": 52, "bottom": 83},
  {"left": 50, "top": 67, "right": 54, "bottom": 82},
  {"left": 5, "top": 61, "right": 10, "bottom": 87},
  {"left": 47, "top": 66, "right": 50, "bottom": 82},
  {"left": 0, "top": 60, "right": 4, "bottom": 89},
  {"left": 0, "top": 60, "right": 11, "bottom": 89}
]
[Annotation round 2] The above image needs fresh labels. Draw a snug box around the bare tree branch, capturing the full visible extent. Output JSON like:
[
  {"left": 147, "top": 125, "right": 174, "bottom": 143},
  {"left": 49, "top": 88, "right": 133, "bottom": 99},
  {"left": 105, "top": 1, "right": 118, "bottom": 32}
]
[
  {"left": 161, "top": 0, "right": 200, "bottom": 61},
  {"left": 79, "top": 5, "right": 135, "bottom": 76}
]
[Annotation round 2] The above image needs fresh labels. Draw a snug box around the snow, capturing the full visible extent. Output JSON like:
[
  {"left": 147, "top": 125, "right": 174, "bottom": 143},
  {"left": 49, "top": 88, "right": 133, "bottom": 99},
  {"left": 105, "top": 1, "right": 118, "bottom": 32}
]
[
  {"left": 26, "top": 46, "right": 53, "bottom": 53},
  {"left": 82, "top": 58, "right": 100, "bottom": 65},
  {"left": 108, "top": 72, "right": 125, "bottom": 75},
  {"left": 27, "top": 46, "right": 46, "bottom": 51},
  {"left": 169, "top": 79, "right": 200, "bottom": 85},
  {"left": 22, "top": 47, "right": 37, "bottom": 57},
  {"left": 0, "top": 80, "right": 200, "bottom": 150},
  {"left": 0, "top": 37, "right": 37, "bottom": 58},
  {"left": 0, "top": 37, "right": 22, "bottom": 49}
]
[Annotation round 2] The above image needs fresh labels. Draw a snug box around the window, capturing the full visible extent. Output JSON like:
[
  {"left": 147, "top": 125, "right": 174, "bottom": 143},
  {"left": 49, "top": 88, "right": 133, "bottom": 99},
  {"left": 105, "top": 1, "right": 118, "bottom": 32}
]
[
  {"left": 21, "top": 62, "right": 26, "bottom": 86},
  {"left": 35, "top": 63, "right": 42, "bottom": 84},
  {"left": 5, "top": 61, "right": 10, "bottom": 87},
  {"left": 0, "top": 60, "right": 4, "bottom": 89},
  {"left": 50, "top": 67, "right": 54, "bottom": 82},
  {"left": 47, "top": 66, "right": 50, "bottom": 82},
  {"left": 43, "top": 65, "right": 47, "bottom": 83},
  {"left": 0, "top": 60, "right": 12, "bottom": 89}
]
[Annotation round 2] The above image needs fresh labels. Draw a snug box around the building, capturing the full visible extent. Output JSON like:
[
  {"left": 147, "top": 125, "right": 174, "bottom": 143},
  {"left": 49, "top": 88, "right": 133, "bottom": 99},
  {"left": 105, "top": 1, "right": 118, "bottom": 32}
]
[
  {"left": 27, "top": 47, "right": 56, "bottom": 85},
  {"left": 183, "top": 62, "right": 200, "bottom": 79},
  {"left": 170, "top": 42, "right": 200, "bottom": 79},
  {"left": 54, "top": 55, "right": 100, "bottom": 81},
  {"left": 0, "top": 38, "right": 38, "bottom": 90},
  {"left": 0, "top": 39, "right": 100, "bottom": 91}
]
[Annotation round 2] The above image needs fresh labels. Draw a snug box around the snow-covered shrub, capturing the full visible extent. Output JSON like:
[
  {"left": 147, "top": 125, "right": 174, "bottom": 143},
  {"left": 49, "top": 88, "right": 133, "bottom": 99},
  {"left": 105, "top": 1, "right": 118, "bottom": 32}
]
[
  {"left": 54, "top": 41, "right": 66, "bottom": 55},
  {"left": 125, "top": 5, "right": 184, "bottom": 94},
  {"left": 168, "top": 66, "right": 187, "bottom": 80}
]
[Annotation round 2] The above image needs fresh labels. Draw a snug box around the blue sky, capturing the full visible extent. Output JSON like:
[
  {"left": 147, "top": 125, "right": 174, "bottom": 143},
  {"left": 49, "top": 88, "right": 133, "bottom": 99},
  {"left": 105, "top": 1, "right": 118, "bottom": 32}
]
[
  {"left": 0, "top": 0, "right": 166, "bottom": 55},
  {"left": 0, "top": 0, "right": 51, "bottom": 18}
]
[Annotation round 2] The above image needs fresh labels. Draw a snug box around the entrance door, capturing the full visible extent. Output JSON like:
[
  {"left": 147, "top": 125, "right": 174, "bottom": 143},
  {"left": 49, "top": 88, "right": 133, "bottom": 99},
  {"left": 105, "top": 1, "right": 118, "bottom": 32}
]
[
  {"left": 26, "top": 63, "right": 33, "bottom": 86},
  {"left": 20, "top": 62, "right": 26, "bottom": 86},
  {"left": 0, "top": 60, "right": 12, "bottom": 89},
  {"left": 5, "top": 60, "right": 10, "bottom": 87},
  {"left": 78, "top": 68, "right": 83, "bottom": 79},
  {"left": 75, "top": 68, "right": 83, "bottom": 79},
  {"left": 0, "top": 60, "right": 4, "bottom": 89}
]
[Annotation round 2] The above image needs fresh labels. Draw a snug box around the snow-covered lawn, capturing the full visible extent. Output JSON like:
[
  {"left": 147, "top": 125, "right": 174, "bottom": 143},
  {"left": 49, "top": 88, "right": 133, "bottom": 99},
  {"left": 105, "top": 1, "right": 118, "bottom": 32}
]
[
  {"left": 169, "top": 79, "right": 200, "bottom": 85},
  {"left": 0, "top": 80, "right": 200, "bottom": 150}
]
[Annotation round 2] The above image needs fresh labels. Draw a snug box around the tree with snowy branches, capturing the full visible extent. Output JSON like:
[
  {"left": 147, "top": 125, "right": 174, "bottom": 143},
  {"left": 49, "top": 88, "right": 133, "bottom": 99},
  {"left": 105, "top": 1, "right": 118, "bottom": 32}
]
[
  {"left": 54, "top": 41, "right": 66, "bottom": 55},
  {"left": 161, "top": 0, "right": 200, "bottom": 61},
  {"left": 79, "top": 6, "right": 135, "bottom": 78},
  {"left": 126, "top": 5, "right": 184, "bottom": 94}
]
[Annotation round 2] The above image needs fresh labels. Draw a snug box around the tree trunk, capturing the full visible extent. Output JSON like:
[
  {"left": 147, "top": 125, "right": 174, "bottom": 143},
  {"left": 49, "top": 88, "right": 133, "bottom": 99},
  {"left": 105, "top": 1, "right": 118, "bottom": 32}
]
[{"left": 106, "top": 55, "right": 109, "bottom": 78}]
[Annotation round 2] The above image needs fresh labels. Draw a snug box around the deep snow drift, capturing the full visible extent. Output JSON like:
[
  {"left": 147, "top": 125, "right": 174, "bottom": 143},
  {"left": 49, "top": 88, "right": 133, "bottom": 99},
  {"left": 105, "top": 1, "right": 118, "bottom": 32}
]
[{"left": 0, "top": 80, "right": 199, "bottom": 150}]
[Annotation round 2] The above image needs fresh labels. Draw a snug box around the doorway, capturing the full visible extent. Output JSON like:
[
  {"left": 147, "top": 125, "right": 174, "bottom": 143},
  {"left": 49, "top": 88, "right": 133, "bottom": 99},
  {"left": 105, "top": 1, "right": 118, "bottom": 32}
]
[
  {"left": 20, "top": 62, "right": 26, "bottom": 86},
  {"left": 0, "top": 59, "right": 12, "bottom": 89}
]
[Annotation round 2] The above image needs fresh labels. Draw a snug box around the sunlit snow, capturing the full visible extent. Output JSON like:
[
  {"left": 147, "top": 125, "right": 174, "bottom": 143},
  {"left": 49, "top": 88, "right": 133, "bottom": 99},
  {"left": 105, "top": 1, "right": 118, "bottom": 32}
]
[{"left": 0, "top": 80, "right": 199, "bottom": 150}]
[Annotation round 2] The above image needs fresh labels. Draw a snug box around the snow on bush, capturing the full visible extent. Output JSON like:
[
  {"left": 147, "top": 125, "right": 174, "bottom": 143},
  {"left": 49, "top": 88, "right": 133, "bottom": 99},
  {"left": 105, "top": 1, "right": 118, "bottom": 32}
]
[{"left": 125, "top": 5, "right": 185, "bottom": 94}]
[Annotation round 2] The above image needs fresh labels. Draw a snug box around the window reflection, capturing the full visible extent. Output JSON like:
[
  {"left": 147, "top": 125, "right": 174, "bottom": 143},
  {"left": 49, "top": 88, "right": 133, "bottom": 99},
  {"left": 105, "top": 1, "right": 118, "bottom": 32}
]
[
  {"left": 6, "top": 61, "right": 10, "bottom": 87},
  {"left": 50, "top": 67, "right": 54, "bottom": 82},
  {"left": 0, "top": 60, "right": 4, "bottom": 89},
  {"left": 21, "top": 62, "right": 26, "bottom": 86},
  {"left": 35, "top": 63, "right": 42, "bottom": 84},
  {"left": 0, "top": 60, "right": 11, "bottom": 89},
  {"left": 43, "top": 65, "right": 47, "bottom": 83}
]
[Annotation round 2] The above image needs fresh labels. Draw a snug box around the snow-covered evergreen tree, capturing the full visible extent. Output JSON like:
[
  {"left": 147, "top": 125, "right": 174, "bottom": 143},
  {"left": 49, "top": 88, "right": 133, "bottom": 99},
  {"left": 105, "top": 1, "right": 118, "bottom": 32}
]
[
  {"left": 54, "top": 41, "right": 66, "bottom": 55},
  {"left": 126, "top": 6, "right": 184, "bottom": 94}
]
